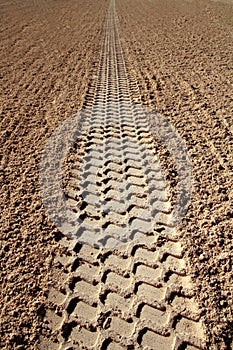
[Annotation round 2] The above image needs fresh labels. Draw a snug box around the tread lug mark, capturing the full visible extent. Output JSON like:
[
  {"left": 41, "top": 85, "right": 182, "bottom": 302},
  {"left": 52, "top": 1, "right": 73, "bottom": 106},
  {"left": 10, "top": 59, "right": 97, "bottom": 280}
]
[{"left": 43, "top": 0, "right": 206, "bottom": 349}]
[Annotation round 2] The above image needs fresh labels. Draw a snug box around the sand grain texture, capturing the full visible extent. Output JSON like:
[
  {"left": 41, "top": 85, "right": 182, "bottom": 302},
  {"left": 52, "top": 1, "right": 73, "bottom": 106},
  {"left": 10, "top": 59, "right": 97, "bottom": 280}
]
[
  {"left": 0, "top": 0, "right": 107, "bottom": 348},
  {"left": 116, "top": 0, "right": 233, "bottom": 348},
  {"left": 0, "top": 0, "right": 232, "bottom": 349}
]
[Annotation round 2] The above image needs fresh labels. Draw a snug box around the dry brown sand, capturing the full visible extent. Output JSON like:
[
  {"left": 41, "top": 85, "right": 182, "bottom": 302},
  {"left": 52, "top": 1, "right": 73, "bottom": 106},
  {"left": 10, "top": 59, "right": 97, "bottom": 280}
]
[
  {"left": 0, "top": 0, "right": 232, "bottom": 349},
  {"left": 0, "top": 0, "right": 107, "bottom": 347},
  {"left": 117, "top": 0, "right": 233, "bottom": 348}
]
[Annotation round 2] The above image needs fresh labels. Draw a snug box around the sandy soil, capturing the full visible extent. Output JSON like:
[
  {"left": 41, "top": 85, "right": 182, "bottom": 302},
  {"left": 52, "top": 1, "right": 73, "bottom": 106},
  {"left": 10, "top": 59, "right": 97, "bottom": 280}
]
[
  {"left": 0, "top": 0, "right": 107, "bottom": 348},
  {"left": 0, "top": 0, "right": 232, "bottom": 349},
  {"left": 116, "top": 0, "right": 233, "bottom": 348}
]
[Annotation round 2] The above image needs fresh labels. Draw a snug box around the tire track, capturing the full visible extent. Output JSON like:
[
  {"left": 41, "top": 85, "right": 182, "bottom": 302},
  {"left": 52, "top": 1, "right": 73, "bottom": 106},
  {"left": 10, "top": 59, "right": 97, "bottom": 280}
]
[{"left": 42, "top": 0, "right": 206, "bottom": 348}]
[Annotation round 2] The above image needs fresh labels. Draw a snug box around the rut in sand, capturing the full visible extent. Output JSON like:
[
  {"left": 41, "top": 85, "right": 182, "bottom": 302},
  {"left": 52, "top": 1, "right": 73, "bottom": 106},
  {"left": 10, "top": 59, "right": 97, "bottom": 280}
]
[{"left": 40, "top": 0, "right": 206, "bottom": 349}]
